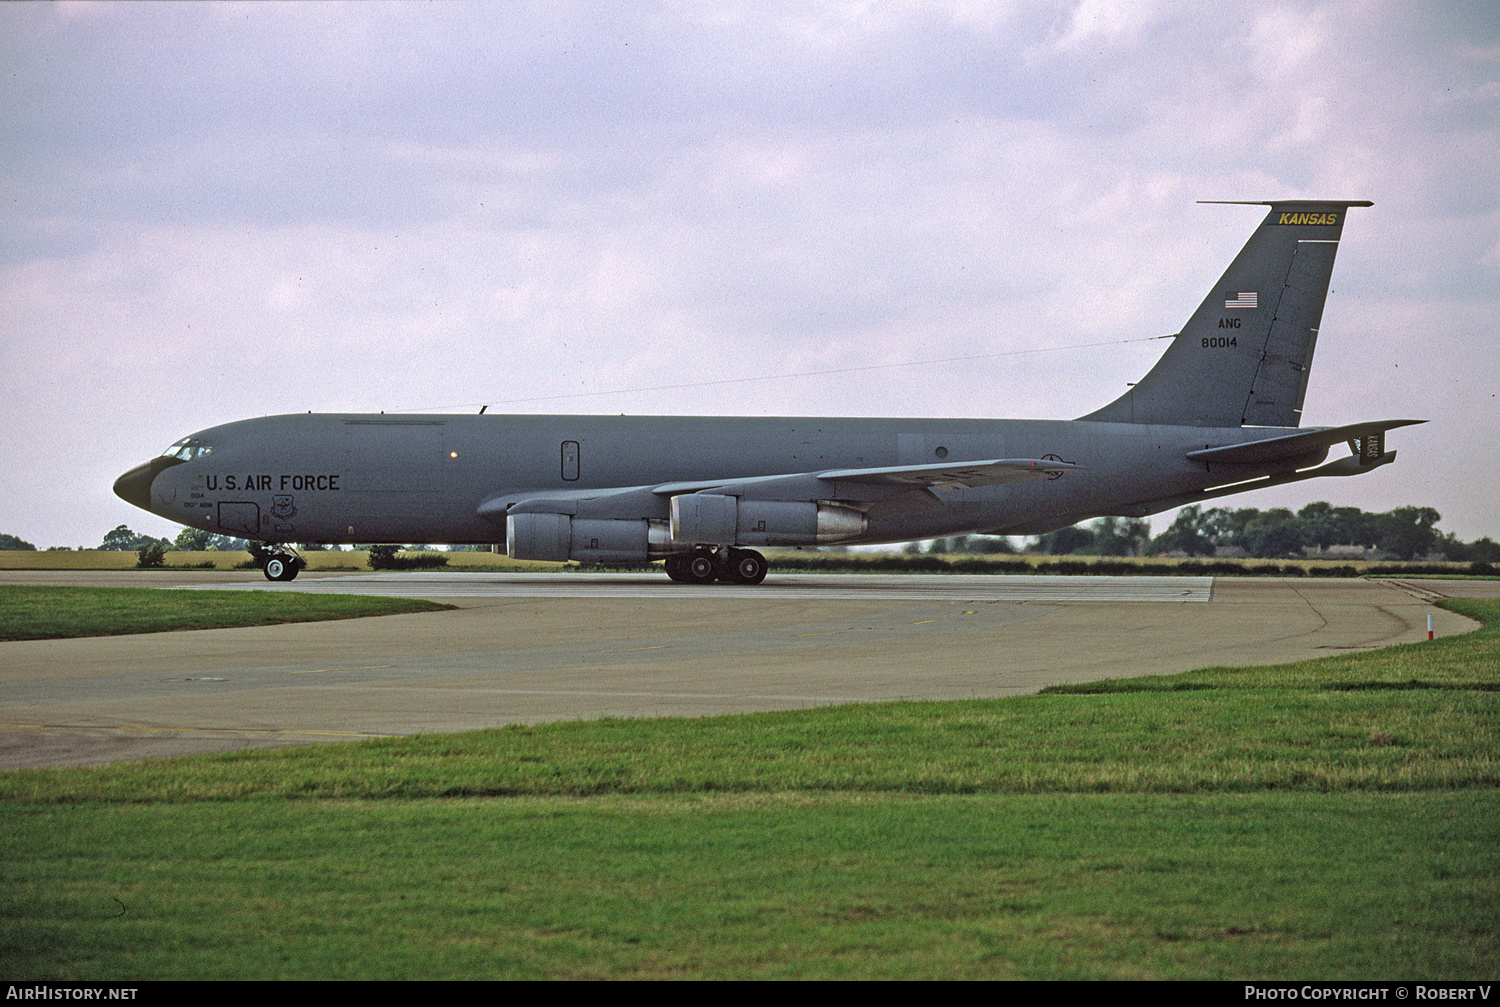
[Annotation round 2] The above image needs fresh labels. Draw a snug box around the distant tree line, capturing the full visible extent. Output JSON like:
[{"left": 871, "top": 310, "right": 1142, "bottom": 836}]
[
  {"left": 1034, "top": 515, "right": 1154, "bottom": 557},
  {"left": 909, "top": 515, "right": 1154, "bottom": 558},
  {"left": 907, "top": 502, "right": 1497, "bottom": 563},
  {"left": 97, "top": 524, "right": 172, "bottom": 551},
  {"left": 169, "top": 527, "right": 251, "bottom": 551},
  {"left": 1147, "top": 503, "right": 1498, "bottom": 562},
  {"left": 0, "top": 525, "right": 260, "bottom": 554},
  {"left": 87, "top": 525, "right": 251, "bottom": 552}
]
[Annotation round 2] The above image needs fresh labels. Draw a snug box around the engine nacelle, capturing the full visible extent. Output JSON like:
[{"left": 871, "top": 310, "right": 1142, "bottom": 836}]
[
  {"left": 669, "top": 494, "right": 867, "bottom": 546},
  {"left": 507, "top": 511, "right": 569, "bottom": 561},
  {"left": 507, "top": 512, "right": 674, "bottom": 564}
]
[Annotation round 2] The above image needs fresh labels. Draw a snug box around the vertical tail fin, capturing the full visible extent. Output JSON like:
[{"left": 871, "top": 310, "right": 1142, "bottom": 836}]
[{"left": 1082, "top": 200, "right": 1372, "bottom": 428}]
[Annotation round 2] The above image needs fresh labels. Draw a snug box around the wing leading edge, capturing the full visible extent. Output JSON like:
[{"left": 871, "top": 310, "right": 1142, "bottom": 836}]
[{"left": 652, "top": 456, "right": 1083, "bottom": 498}]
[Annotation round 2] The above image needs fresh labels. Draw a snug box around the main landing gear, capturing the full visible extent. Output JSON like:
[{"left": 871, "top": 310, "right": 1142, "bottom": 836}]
[{"left": 663, "top": 546, "right": 768, "bottom": 585}]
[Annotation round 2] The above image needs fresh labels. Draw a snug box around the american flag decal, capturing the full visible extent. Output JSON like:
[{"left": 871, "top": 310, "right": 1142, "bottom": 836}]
[{"left": 1224, "top": 291, "right": 1257, "bottom": 309}]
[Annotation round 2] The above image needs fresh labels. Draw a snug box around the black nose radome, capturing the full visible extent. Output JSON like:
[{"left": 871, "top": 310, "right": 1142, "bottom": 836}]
[
  {"left": 113, "top": 460, "right": 157, "bottom": 510},
  {"left": 114, "top": 456, "right": 183, "bottom": 511}
]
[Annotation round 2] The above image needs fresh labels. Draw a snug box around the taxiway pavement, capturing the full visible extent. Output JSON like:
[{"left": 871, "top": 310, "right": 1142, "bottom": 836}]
[{"left": 0, "top": 571, "right": 1483, "bottom": 767}]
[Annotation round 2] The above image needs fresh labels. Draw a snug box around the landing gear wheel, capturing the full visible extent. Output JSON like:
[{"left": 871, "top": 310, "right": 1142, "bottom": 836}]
[
  {"left": 663, "top": 556, "right": 690, "bottom": 583},
  {"left": 684, "top": 550, "right": 719, "bottom": 584},
  {"left": 725, "top": 548, "right": 768, "bottom": 585},
  {"left": 262, "top": 552, "right": 301, "bottom": 582}
]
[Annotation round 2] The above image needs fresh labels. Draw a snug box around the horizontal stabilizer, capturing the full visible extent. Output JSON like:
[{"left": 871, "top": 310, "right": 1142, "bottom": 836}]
[{"left": 1187, "top": 420, "right": 1424, "bottom": 465}]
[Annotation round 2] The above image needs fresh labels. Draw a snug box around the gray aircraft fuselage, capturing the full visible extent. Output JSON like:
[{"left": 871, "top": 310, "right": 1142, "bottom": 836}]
[
  {"left": 126, "top": 413, "right": 1311, "bottom": 544},
  {"left": 113, "top": 201, "right": 1420, "bottom": 583}
]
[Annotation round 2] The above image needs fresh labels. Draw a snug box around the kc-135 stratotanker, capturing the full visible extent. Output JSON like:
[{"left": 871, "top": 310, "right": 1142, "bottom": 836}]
[{"left": 115, "top": 201, "right": 1420, "bottom": 584}]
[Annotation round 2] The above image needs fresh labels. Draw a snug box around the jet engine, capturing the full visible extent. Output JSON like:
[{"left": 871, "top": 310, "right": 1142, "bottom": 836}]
[
  {"left": 669, "top": 494, "right": 866, "bottom": 546},
  {"left": 506, "top": 513, "right": 676, "bottom": 564}
]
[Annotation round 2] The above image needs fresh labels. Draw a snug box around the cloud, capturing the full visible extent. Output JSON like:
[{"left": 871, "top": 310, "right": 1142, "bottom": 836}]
[{"left": 2, "top": 1, "right": 1497, "bottom": 545}]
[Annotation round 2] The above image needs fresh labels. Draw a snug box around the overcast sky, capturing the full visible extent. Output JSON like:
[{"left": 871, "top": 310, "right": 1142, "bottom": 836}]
[{"left": 3, "top": 1, "right": 1496, "bottom": 549}]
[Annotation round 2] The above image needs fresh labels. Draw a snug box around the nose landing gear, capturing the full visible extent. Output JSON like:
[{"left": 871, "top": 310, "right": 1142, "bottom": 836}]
[{"left": 251, "top": 545, "right": 304, "bottom": 582}]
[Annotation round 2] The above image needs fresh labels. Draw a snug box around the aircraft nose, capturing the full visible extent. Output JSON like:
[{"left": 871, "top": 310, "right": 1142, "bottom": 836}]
[{"left": 113, "top": 459, "right": 159, "bottom": 511}]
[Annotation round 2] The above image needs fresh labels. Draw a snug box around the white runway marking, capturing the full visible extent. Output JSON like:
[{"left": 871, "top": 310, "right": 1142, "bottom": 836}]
[{"left": 176, "top": 571, "right": 1213, "bottom": 603}]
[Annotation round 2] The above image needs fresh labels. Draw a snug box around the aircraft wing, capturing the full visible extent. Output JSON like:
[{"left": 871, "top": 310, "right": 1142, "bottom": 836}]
[
  {"left": 1187, "top": 420, "right": 1424, "bottom": 466},
  {"left": 653, "top": 457, "right": 1082, "bottom": 497},
  {"left": 651, "top": 457, "right": 1084, "bottom": 521},
  {"left": 815, "top": 457, "right": 1083, "bottom": 489},
  {"left": 482, "top": 457, "right": 1084, "bottom": 526}
]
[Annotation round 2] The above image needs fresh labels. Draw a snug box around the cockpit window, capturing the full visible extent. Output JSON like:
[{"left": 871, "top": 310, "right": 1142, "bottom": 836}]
[{"left": 162, "top": 438, "right": 213, "bottom": 461}]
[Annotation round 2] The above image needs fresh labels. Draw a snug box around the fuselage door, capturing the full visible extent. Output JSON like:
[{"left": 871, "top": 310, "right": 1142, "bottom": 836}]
[
  {"left": 561, "top": 440, "right": 580, "bottom": 481},
  {"left": 217, "top": 501, "right": 261, "bottom": 536}
]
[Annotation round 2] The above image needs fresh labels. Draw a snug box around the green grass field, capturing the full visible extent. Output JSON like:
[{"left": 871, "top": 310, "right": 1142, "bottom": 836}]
[
  {"left": 1, "top": 599, "right": 1495, "bottom": 979},
  {"left": 0, "top": 585, "right": 452, "bottom": 641}
]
